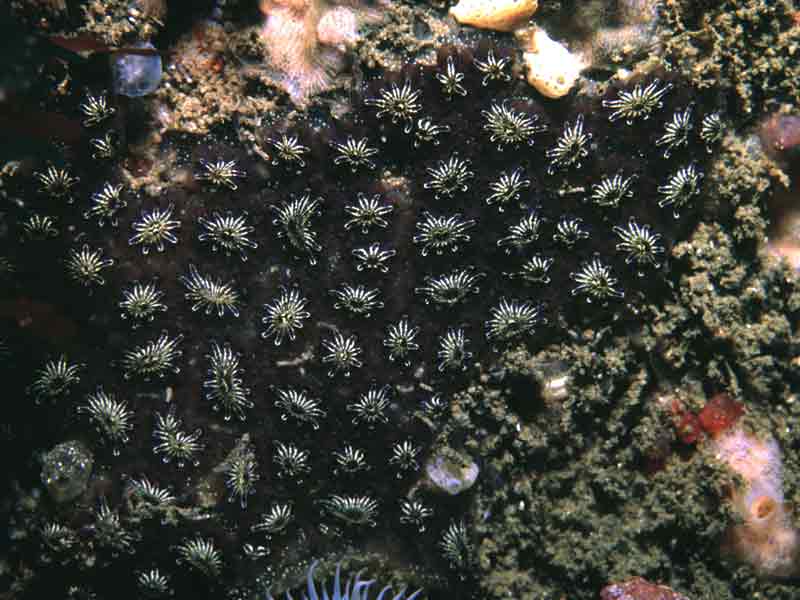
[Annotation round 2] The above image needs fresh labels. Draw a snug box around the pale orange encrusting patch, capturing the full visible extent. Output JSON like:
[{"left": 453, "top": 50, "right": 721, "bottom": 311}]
[{"left": 714, "top": 428, "right": 800, "bottom": 577}]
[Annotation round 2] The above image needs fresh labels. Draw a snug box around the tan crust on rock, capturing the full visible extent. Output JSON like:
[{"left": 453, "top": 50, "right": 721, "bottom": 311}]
[{"left": 449, "top": 0, "right": 538, "bottom": 33}]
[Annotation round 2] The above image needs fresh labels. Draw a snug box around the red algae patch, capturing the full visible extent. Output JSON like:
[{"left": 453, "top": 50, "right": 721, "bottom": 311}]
[
  {"left": 697, "top": 393, "right": 744, "bottom": 437},
  {"left": 600, "top": 577, "right": 689, "bottom": 600}
]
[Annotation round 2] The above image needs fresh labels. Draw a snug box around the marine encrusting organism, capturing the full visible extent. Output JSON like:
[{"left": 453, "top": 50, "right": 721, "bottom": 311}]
[
  {"left": 85, "top": 183, "right": 126, "bottom": 227},
  {"left": 332, "top": 137, "right": 379, "bottom": 172},
  {"left": 66, "top": 244, "right": 114, "bottom": 287},
  {"left": 198, "top": 212, "right": 258, "bottom": 260},
  {"left": 79, "top": 94, "right": 115, "bottom": 127},
  {"left": 321, "top": 495, "right": 379, "bottom": 527},
  {"left": 176, "top": 536, "right": 222, "bottom": 577},
  {"left": 79, "top": 388, "right": 134, "bottom": 452},
  {"left": 437, "top": 328, "right": 472, "bottom": 372},
  {"left": 273, "top": 441, "right": 311, "bottom": 479},
  {"left": 179, "top": 265, "right": 241, "bottom": 317},
  {"left": 474, "top": 50, "right": 513, "bottom": 86},
  {"left": 262, "top": 287, "right": 311, "bottom": 346},
  {"left": 546, "top": 115, "right": 591, "bottom": 173},
  {"left": 252, "top": 503, "right": 294, "bottom": 538},
  {"left": 274, "top": 387, "right": 326, "bottom": 428},
  {"left": 366, "top": 81, "right": 423, "bottom": 134},
  {"left": 352, "top": 243, "right": 396, "bottom": 273},
  {"left": 333, "top": 444, "right": 370, "bottom": 474},
  {"left": 497, "top": 212, "right": 543, "bottom": 250},
  {"left": 35, "top": 166, "right": 79, "bottom": 203},
  {"left": 485, "top": 168, "right": 531, "bottom": 211},
  {"left": 129, "top": 205, "right": 181, "bottom": 254},
  {"left": 439, "top": 520, "right": 474, "bottom": 571},
  {"left": 331, "top": 283, "right": 384, "bottom": 316},
  {"left": 424, "top": 154, "right": 475, "bottom": 199},
  {"left": 91, "top": 499, "right": 139, "bottom": 554},
  {"left": 602, "top": 79, "right": 673, "bottom": 124},
  {"left": 613, "top": 219, "right": 665, "bottom": 273},
  {"left": 152, "top": 411, "right": 204, "bottom": 467},
  {"left": 40, "top": 522, "right": 77, "bottom": 562},
  {"left": 482, "top": 102, "right": 547, "bottom": 150},
  {"left": 224, "top": 437, "right": 260, "bottom": 508},
  {"left": 347, "top": 386, "right": 391, "bottom": 426},
  {"left": 415, "top": 269, "right": 483, "bottom": 306},
  {"left": 400, "top": 499, "right": 434, "bottom": 532},
  {"left": 437, "top": 56, "right": 468, "bottom": 100},
  {"left": 119, "top": 281, "right": 167, "bottom": 327},
  {"left": 204, "top": 342, "right": 252, "bottom": 421},
  {"left": 321, "top": 332, "right": 363, "bottom": 377},
  {"left": 591, "top": 173, "right": 636, "bottom": 209},
  {"left": 90, "top": 132, "right": 118, "bottom": 160},
  {"left": 196, "top": 159, "right": 245, "bottom": 191},
  {"left": 513, "top": 255, "right": 553, "bottom": 285},
  {"left": 485, "top": 298, "right": 544, "bottom": 341},
  {"left": 272, "top": 194, "right": 323, "bottom": 264},
  {"left": 389, "top": 440, "right": 422, "bottom": 476},
  {"left": 28, "top": 355, "right": 83, "bottom": 404},
  {"left": 570, "top": 259, "right": 624, "bottom": 303},
  {"left": 125, "top": 476, "right": 176, "bottom": 511},
  {"left": 413, "top": 212, "right": 476, "bottom": 256},
  {"left": 655, "top": 106, "right": 694, "bottom": 158},
  {"left": 414, "top": 117, "right": 451, "bottom": 147},
  {"left": 122, "top": 333, "right": 183, "bottom": 380},
  {"left": 3, "top": 12, "right": 730, "bottom": 597},
  {"left": 137, "top": 569, "right": 172, "bottom": 597},
  {"left": 343, "top": 193, "right": 393, "bottom": 233},
  {"left": 657, "top": 164, "right": 704, "bottom": 218},
  {"left": 383, "top": 319, "right": 420, "bottom": 366},
  {"left": 553, "top": 217, "right": 589, "bottom": 247},
  {"left": 270, "top": 134, "right": 310, "bottom": 168},
  {"left": 21, "top": 214, "right": 58, "bottom": 240}
]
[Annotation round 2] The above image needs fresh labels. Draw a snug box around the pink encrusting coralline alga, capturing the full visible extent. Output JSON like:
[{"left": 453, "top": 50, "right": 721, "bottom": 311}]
[
  {"left": 714, "top": 428, "right": 800, "bottom": 577},
  {"left": 258, "top": 0, "right": 381, "bottom": 104}
]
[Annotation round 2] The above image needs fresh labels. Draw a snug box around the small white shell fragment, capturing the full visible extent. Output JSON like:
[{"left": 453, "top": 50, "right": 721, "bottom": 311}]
[
  {"left": 521, "top": 27, "right": 587, "bottom": 98},
  {"left": 449, "top": 0, "right": 538, "bottom": 33}
]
